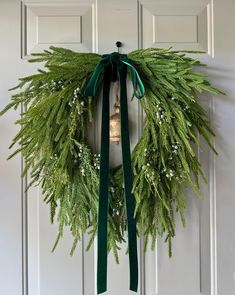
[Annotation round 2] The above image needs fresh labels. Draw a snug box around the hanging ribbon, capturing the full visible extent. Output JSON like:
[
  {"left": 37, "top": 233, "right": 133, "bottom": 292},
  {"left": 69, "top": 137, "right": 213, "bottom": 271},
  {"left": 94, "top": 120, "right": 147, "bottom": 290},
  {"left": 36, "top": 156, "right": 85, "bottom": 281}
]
[{"left": 84, "top": 52, "right": 145, "bottom": 294}]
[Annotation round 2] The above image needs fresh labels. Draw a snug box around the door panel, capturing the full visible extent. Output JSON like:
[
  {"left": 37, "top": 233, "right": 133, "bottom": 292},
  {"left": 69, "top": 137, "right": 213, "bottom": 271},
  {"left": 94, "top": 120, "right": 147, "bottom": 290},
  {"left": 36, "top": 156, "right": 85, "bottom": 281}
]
[
  {"left": 0, "top": 0, "right": 234, "bottom": 295},
  {"left": 141, "top": 0, "right": 213, "bottom": 54},
  {"left": 140, "top": 1, "right": 214, "bottom": 294},
  {"left": 21, "top": 1, "right": 95, "bottom": 57},
  {"left": 141, "top": 0, "right": 235, "bottom": 294},
  {"left": 0, "top": 2, "right": 28, "bottom": 294}
]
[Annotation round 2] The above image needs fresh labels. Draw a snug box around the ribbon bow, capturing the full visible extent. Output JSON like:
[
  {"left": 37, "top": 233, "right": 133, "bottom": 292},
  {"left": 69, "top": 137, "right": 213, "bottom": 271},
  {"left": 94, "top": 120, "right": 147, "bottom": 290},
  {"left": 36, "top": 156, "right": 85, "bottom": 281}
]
[{"left": 84, "top": 52, "right": 145, "bottom": 294}]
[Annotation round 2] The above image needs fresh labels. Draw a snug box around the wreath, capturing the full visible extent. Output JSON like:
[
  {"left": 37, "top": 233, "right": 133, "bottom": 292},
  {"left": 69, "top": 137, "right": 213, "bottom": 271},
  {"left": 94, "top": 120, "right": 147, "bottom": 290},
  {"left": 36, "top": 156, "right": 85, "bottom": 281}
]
[{"left": 0, "top": 46, "right": 223, "bottom": 293}]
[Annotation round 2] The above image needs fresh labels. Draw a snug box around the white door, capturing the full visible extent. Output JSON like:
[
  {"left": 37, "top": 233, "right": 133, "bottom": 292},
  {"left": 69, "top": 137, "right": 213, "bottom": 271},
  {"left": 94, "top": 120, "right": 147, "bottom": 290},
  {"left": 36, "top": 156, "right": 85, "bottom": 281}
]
[{"left": 0, "top": 0, "right": 234, "bottom": 295}]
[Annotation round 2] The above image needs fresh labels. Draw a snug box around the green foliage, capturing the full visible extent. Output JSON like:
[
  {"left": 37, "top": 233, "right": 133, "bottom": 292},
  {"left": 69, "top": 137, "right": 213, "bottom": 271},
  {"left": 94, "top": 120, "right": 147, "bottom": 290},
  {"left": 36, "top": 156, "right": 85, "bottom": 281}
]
[
  {"left": 0, "top": 46, "right": 223, "bottom": 260},
  {"left": 129, "top": 48, "right": 223, "bottom": 255}
]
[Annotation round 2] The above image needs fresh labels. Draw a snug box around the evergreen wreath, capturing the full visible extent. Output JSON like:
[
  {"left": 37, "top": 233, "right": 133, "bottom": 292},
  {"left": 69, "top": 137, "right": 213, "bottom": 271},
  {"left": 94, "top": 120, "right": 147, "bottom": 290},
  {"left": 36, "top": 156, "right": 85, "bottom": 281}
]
[{"left": 1, "top": 46, "right": 223, "bottom": 271}]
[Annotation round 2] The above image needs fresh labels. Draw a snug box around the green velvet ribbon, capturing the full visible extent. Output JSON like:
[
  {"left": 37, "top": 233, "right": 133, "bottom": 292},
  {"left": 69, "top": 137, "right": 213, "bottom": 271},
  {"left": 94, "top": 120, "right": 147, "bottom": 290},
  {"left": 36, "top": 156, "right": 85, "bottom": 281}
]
[{"left": 84, "top": 52, "right": 145, "bottom": 294}]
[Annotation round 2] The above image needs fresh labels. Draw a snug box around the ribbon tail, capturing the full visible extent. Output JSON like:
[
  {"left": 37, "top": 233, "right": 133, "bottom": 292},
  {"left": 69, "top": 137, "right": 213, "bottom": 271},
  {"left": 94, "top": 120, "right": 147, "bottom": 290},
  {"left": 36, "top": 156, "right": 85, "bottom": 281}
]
[
  {"left": 97, "top": 65, "right": 112, "bottom": 294},
  {"left": 118, "top": 63, "right": 139, "bottom": 292}
]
